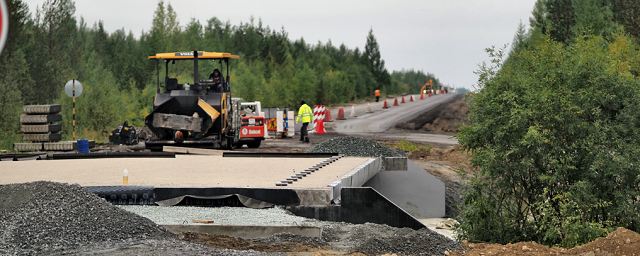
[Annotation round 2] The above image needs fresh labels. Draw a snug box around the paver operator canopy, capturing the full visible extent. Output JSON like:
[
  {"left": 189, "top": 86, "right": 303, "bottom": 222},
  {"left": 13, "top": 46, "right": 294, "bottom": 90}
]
[
  {"left": 148, "top": 51, "right": 239, "bottom": 93},
  {"left": 145, "top": 51, "right": 242, "bottom": 150}
]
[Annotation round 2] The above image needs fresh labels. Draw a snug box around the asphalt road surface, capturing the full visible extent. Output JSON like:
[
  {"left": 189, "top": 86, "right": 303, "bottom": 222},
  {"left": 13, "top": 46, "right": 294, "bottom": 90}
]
[
  {"left": 254, "top": 94, "right": 460, "bottom": 152},
  {"left": 324, "top": 94, "right": 459, "bottom": 146}
]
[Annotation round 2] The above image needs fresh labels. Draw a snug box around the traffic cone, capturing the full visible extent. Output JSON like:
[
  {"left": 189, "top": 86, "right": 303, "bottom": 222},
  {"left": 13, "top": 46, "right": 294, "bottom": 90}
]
[
  {"left": 315, "top": 119, "right": 326, "bottom": 134},
  {"left": 337, "top": 108, "right": 346, "bottom": 120},
  {"left": 366, "top": 103, "right": 373, "bottom": 113},
  {"left": 410, "top": 95, "right": 414, "bottom": 102},
  {"left": 420, "top": 93, "right": 424, "bottom": 100},
  {"left": 383, "top": 100, "right": 389, "bottom": 109},
  {"left": 428, "top": 91, "right": 431, "bottom": 97},
  {"left": 393, "top": 98, "right": 399, "bottom": 106},
  {"left": 401, "top": 97, "right": 406, "bottom": 103},
  {"left": 325, "top": 109, "right": 334, "bottom": 122},
  {"left": 350, "top": 106, "right": 357, "bottom": 117}
]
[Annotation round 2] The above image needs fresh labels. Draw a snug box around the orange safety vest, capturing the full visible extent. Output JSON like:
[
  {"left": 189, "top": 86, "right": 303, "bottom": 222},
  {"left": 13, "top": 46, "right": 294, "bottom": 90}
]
[{"left": 375, "top": 90, "right": 380, "bottom": 96}]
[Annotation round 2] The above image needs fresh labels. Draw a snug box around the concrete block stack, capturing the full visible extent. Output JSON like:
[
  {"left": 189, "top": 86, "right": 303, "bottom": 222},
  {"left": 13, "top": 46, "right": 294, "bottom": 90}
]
[{"left": 14, "top": 105, "right": 63, "bottom": 152}]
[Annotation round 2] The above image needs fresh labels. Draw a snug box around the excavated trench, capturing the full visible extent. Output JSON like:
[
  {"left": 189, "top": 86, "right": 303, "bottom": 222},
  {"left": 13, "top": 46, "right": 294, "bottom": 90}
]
[{"left": 395, "top": 94, "right": 465, "bottom": 131}]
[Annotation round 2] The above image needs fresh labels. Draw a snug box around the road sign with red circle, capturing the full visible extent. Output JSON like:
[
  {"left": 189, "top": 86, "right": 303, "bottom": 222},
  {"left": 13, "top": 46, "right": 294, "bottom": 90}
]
[{"left": 0, "top": 0, "right": 8, "bottom": 56}]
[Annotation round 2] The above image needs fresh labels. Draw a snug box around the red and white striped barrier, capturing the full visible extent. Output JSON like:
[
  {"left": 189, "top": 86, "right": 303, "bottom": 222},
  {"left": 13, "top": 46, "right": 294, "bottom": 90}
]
[{"left": 311, "top": 105, "right": 326, "bottom": 134}]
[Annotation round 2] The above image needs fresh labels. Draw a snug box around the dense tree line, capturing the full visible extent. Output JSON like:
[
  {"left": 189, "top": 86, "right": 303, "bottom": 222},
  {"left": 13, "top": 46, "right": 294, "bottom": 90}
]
[
  {"left": 391, "top": 69, "right": 442, "bottom": 94},
  {"left": 0, "top": 0, "right": 443, "bottom": 148},
  {"left": 458, "top": 0, "right": 640, "bottom": 248}
]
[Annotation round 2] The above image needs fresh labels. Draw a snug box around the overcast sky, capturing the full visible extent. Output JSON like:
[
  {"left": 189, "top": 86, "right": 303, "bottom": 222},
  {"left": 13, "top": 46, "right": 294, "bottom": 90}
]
[{"left": 24, "top": 0, "right": 537, "bottom": 89}]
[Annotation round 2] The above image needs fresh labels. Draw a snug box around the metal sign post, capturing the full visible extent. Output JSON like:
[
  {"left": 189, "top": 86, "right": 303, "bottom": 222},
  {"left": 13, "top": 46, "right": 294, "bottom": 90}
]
[
  {"left": 65, "top": 80, "right": 83, "bottom": 141},
  {"left": 73, "top": 79, "right": 76, "bottom": 140}
]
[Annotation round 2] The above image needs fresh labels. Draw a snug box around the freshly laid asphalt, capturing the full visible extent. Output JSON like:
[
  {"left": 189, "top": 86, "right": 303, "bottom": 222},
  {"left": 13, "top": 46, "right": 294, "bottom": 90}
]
[{"left": 324, "top": 94, "right": 460, "bottom": 145}]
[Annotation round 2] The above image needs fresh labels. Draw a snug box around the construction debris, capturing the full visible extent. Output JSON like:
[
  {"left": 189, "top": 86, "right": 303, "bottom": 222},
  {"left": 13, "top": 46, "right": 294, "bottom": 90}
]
[{"left": 108, "top": 121, "right": 139, "bottom": 145}]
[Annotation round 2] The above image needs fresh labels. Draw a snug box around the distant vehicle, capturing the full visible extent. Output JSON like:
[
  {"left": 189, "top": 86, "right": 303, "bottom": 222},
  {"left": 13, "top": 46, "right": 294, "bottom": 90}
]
[
  {"left": 144, "top": 51, "right": 242, "bottom": 150},
  {"left": 421, "top": 80, "right": 434, "bottom": 95}
]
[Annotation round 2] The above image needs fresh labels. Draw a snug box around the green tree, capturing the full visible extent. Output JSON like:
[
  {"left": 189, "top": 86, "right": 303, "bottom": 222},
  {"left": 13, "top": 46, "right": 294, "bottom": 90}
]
[
  {"left": 457, "top": 33, "right": 640, "bottom": 248},
  {"left": 0, "top": 50, "right": 29, "bottom": 148},
  {"left": 571, "top": 0, "right": 618, "bottom": 37},
  {"left": 611, "top": 0, "right": 640, "bottom": 40},
  {"left": 60, "top": 50, "right": 124, "bottom": 140},
  {"left": 546, "top": 0, "right": 575, "bottom": 43},
  {"left": 530, "top": 0, "right": 549, "bottom": 33},
  {"left": 511, "top": 21, "right": 529, "bottom": 53},
  {"left": 31, "top": 0, "right": 77, "bottom": 104},
  {"left": 363, "top": 28, "right": 391, "bottom": 93},
  {"left": 293, "top": 63, "right": 318, "bottom": 106}
]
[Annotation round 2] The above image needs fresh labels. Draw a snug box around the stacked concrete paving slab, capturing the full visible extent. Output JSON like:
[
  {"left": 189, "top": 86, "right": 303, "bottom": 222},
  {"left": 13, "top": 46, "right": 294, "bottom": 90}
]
[
  {"left": 13, "top": 105, "right": 97, "bottom": 152},
  {"left": 14, "top": 105, "right": 62, "bottom": 152}
]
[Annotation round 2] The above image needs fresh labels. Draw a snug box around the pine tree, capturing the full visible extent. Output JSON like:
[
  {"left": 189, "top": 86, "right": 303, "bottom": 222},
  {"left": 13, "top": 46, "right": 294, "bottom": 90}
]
[
  {"left": 363, "top": 28, "right": 390, "bottom": 93},
  {"left": 0, "top": 49, "right": 28, "bottom": 147},
  {"left": 545, "top": 0, "right": 575, "bottom": 43},
  {"left": 572, "top": 0, "right": 616, "bottom": 37},
  {"left": 611, "top": 0, "right": 640, "bottom": 40},
  {"left": 32, "top": 0, "right": 78, "bottom": 104},
  {"left": 511, "top": 21, "right": 529, "bottom": 53},
  {"left": 530, "top": 0, "right": 548, "bottom": 33}
]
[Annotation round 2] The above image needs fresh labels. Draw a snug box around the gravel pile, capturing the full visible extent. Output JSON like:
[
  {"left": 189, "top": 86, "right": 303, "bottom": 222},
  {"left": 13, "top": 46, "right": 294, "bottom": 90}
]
[
  {"left": 322, "top": 222, "right": 462, "bottom": 255},
  {"left": 393, "top": 148, "right": 408, "bottom": 157},
  {"left": 118, "top": 205, "right": 311, "bottom": 225},
  {"left": 436, "top": 176, "right": 463, "bottom": 218},
  {"left": 58, "top": 238, "right": 279, "bottom": 256},
  {"left": 256, "top": 233, "right": 329, "bottom": 247},
  {"left": 0, "top": 181, "right": 173, "bottom": 255},
  {"left": 308, "top": 136, "right": 400, "bottom": 158}
]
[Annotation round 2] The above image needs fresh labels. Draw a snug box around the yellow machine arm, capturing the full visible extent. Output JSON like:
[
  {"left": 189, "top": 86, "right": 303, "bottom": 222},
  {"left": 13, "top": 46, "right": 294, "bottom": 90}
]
[{"left": 421, "top": 80, "right": 433, "bottom": 94}]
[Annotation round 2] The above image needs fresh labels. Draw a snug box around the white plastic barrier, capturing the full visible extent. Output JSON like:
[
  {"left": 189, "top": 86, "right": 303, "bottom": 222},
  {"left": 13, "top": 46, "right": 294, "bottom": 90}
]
[
  {"left": 287, "top": 111, "right": 295, "bottom": 137},
  {"left": 276, "top": 111, "right": 284, "bottom": 133}
]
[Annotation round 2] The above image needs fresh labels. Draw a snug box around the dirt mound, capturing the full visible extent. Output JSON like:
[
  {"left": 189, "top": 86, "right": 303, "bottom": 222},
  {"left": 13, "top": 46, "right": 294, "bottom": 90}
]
[
  {"left": 568, "top": 227, "right": 640, "bottom": 255},
  {"left": 409, "top": 144, "right": 472, "bottom": 171},
  {"left": 323, "top": 222, "right": 462, "bottom": 255},
  {"left": 449, "top": 227, "right": 640, "bottom": 255},
  {"left": 450, "top": 241, "right": 560, "bottom": 255},
  {"left": 423, "top": 98, "right": 469, "bottom": 133},
  {"left": 180, "top": 232, "right": 331, "bottom": 253}
]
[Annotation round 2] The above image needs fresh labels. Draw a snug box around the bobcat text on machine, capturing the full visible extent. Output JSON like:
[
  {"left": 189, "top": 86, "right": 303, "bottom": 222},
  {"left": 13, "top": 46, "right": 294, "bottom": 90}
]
[{"left": 144, "top": 51, "right": 243, "bottom": 150}]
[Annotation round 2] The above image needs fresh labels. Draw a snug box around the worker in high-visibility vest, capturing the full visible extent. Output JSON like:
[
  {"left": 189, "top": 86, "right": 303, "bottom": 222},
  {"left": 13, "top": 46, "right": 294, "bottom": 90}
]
[
  {"left": 375, "top": 89, "right": 381, "bottom": 102},
  {"left": 296, "top": 100, "right": 313, "bottom": 143}
]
